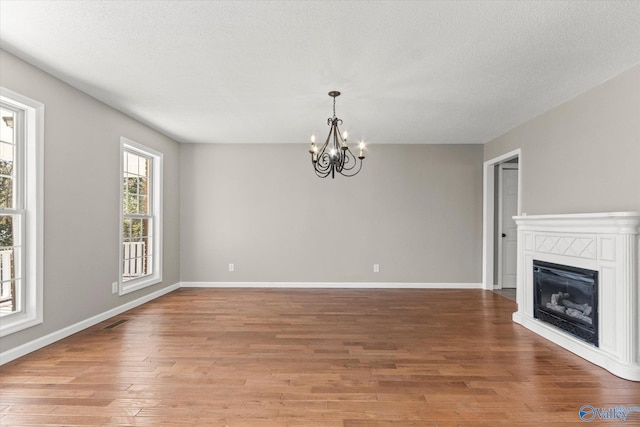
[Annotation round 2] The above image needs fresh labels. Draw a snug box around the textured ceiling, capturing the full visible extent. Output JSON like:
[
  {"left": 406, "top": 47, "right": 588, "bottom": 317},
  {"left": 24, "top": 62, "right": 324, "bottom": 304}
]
[{"left": 1, "top": 1, "right": 639, "bottom": 144}]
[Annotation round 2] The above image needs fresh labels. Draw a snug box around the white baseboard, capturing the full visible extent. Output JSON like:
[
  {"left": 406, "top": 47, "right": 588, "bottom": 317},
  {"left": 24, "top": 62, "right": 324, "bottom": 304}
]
[
  {"left": 0, "top": 282, "right": 180, "bottom": 365},
  {"left": 180, "top": 281, "right": 483, "bottom": 289}
]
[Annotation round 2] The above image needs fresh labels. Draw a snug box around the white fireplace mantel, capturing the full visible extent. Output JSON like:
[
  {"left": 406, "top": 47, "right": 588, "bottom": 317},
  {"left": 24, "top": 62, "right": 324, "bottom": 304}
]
[{"left": 513, "top": 212, "right": 640, "bottom": 381}]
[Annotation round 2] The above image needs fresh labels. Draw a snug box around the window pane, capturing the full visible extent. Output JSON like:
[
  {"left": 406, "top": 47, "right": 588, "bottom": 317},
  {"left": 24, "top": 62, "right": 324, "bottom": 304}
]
[
  {"left": 138, "top": 195, "right": 148, "bottom": 215},
  {"left": 0, "top": 141, "right": 14, "bottom": 164},
  {"left": 0, "top": 176, "right": 13, "bottom": 209},
  {"left": 0, "top": 138, "right": 14, "bottom": 211},
  {"left": 138, "top": 156, "right": 148, "bottom": 179},
  {"left": 124, "top": 151, "right": 138, "bottom": 176},
  {"left": 0, "top": 239, "right": 17, "bottom": 316},
  {"left": 0, "top": 249, "right": 16, "bottom": 280},
  {"left": 0, "top": 215, "right": 14, "bottom": 248},
  {"left": 0, "top": 279, "right": 19, "bottom": 317},
  {"left": 0, "top": 109, "right": 14, "bottom": 145},
  {"left": 123, "top": 178, "right": 139, "bottom": 214},
  {"left": 137, "top": 177, "right": 147, "bottom": 214}
]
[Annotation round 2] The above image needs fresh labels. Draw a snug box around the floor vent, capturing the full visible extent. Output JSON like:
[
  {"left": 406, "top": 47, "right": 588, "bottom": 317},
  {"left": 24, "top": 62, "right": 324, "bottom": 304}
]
[{"left": 103, "top": 319, "right": 129, "bottom": 329}]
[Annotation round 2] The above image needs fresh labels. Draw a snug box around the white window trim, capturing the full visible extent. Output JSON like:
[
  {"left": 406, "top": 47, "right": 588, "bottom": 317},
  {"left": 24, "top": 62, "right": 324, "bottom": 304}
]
[
  {"left": 0, "top": 87, "right": 44, "bottom": 337},
  {"left": 119, "top": 137, "right": 163, "bottom": 295}
]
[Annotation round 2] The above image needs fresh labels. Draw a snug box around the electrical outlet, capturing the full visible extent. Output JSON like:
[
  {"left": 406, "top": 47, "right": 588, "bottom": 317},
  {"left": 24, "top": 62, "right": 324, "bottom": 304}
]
[
  {"left": 229, "top": 263, "right": 235, "bottom": 272},
  {"left": 373, "top": 264, "right": 380, "bottom": 273},
  {"left": 111, "top": 282, "right": 118, "bottom": 294}
]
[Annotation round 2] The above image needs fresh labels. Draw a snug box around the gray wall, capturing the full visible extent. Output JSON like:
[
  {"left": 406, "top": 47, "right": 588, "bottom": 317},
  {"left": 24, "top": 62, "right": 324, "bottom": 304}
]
[
  {"left": 0, "top": 50, "right": 181, "bottom": 351},
  {"left": 484, "top": 64, "right": 640, "bottom": 214},
  {"left": 180, "top": 143, "right": 483, "bottom": 284}
]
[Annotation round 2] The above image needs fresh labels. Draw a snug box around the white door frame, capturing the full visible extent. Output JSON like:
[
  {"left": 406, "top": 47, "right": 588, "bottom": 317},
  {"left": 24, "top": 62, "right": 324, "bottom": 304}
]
[
  {"left": 497, "top": 162, "right": 519, "bottom": 289},
  {"left": 482, "top": 148, "right": 521, "bottom": 290}
]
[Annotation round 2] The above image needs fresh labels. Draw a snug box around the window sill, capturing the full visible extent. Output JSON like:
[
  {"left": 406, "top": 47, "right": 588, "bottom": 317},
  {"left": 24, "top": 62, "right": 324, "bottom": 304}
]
[
  {"left": 119, "top": 274, "right": 162, "bottom": 296},
  {"left": 0, "top": 310, "right": 43, "bottom": 337}
]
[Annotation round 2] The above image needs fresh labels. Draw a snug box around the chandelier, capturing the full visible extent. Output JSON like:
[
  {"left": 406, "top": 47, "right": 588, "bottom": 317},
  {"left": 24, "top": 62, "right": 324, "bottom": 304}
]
[{"left": 308, "top": 91, "right": 365, "bottom": 178}]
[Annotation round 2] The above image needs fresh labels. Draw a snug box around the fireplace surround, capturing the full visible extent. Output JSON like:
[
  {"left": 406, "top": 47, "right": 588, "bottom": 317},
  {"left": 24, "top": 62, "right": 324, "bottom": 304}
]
[{"left": 513, "top": 212, "right": 640, "bottom": 381}]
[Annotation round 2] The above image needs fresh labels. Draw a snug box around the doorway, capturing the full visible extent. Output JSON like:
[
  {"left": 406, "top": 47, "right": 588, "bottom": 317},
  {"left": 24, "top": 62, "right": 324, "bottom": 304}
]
[
  {"left": 482, "top": 149, "right": 521, "bottom": 300},
  {"left": 497, "top": 161, "right": 518, "bottom": 290}
]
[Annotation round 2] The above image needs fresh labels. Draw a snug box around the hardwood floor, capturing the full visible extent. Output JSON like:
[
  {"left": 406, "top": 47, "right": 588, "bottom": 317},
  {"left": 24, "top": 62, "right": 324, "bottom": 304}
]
[
  {"left": 1, "top": 288, "right": 639, "bottom": 426},
  {"left": 492, "top": 288, "right": 516, "bottom": 301}
]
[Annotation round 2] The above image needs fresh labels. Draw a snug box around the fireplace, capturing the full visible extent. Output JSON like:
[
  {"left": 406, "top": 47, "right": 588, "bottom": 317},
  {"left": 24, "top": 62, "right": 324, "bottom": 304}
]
[
  {"left": 513, "top": 212, "right": 640, "bottom": 380},
  {"left": 533, "top": 260, "right": 598, "bottom": 346}
]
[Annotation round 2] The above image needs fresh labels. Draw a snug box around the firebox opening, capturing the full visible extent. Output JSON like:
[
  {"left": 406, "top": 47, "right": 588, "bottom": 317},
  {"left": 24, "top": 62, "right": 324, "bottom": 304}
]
[{"left": 533, "top": 260, "right": 598, "bottom": 347}]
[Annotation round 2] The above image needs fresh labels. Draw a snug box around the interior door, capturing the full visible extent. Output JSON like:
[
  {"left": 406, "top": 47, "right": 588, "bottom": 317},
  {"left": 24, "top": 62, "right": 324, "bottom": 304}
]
[{"left": 498, "top": 163, "right": 518, "bottom": 289}]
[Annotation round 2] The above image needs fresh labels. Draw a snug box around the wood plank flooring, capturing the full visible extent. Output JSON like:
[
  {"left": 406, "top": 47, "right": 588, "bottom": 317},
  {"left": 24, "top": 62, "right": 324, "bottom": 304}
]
[{"left": 1, "top": 288, "right": 639, "bottom": 426}]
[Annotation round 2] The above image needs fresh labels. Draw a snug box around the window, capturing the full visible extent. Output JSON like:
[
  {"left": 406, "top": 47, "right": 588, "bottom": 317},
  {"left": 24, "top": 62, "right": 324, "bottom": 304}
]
[
  {"left": 0, "top": 87, "right": 44, "bottom": 337},
  {"left": 119, "top": 138, "right": 162, "bottom": 295}
]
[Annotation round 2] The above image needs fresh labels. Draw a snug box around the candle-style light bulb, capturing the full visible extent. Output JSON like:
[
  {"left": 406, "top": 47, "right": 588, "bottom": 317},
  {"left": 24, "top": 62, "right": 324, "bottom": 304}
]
[
  {"left": 342, "top": 130, "right": 348, "bottom": 141},
  {"left": 330, "top": 148, "right": 337, "bottom": 158},
  {"left": 358, "top": 141, "right": 365, "bottom": 159},
  {"left": 309, "top": 135, "right": 317, "bottom": 155}
]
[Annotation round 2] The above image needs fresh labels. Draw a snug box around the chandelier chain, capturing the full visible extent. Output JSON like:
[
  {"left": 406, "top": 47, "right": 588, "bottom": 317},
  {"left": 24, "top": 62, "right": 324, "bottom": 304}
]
[{"left": 333, "top": 95, "right": 336, "bottom": 118}]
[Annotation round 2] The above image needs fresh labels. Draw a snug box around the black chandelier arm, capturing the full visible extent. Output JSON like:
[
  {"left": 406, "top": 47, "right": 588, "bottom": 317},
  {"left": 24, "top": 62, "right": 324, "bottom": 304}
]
[
  {"left": 315, "top": 152, "right": 332, "bottom": 171},
  {"left": 338, "top": 147, "right": 359, "bottom": 171},
  {"left": 315, "top": 166, "right": 332, "bottom": 178},
  {"left": 316, "top": 136, "right": 332, "bottom": 165},
  {"left": 314, "top": 152, "right": 334, "bottom": 178},
  {"left": 313, "top": 165, "right": 331, "bottom": 178},
  {"left": 337, "top": 151, "right": 363, "bottom": 177}
]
